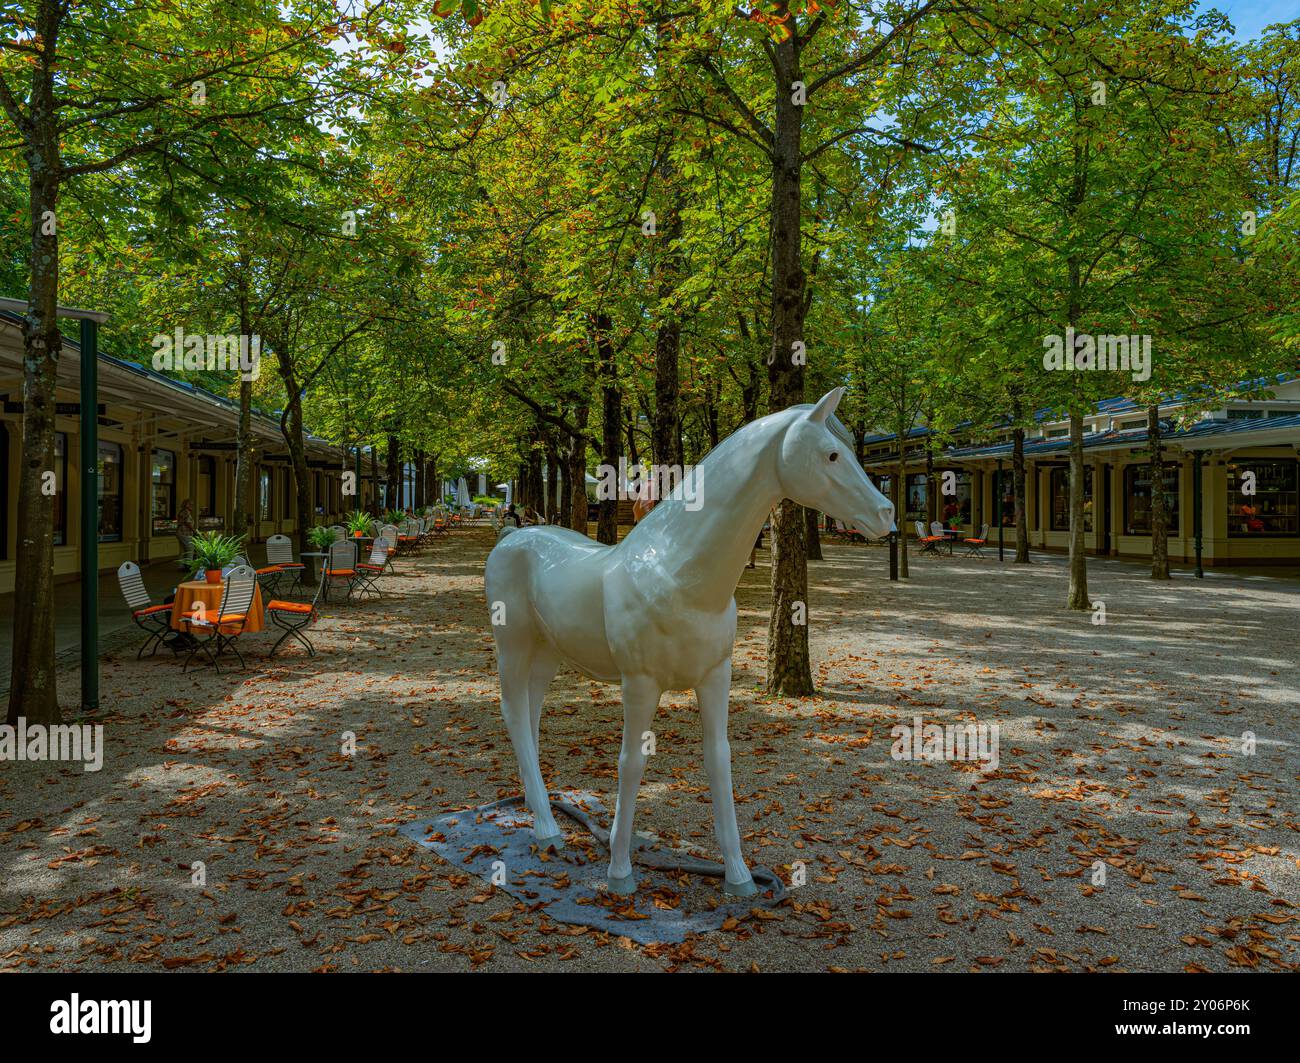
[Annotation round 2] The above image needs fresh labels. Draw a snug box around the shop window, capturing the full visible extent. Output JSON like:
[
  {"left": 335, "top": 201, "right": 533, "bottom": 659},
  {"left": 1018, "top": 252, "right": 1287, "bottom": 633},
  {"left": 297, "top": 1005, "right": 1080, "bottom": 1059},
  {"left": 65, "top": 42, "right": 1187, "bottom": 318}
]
[
  {"left": 1227, "top": 460, "right": 1299, "bottom": 537},
  {"left": 905, "top": 473, "right": 927, "bottom": 525},
  {"left": 1124, "top": 464, "right": 1179, "bottom": 535},
  {"left": 938, "top": 469, "right": 971, "bottom": 528},
  {"left": 1049, "top": 466, "right": 1093, "bottom": 532},
  {"left": 151, "top": 449, "right": 176, "bottom": 535},
  {"left": 995, "top": 469, "right": 1016, "bottom": 527},
  {"left": 196, "top": 455, "right": 221, "bottom": 531},
  {"left": 97, "top": 440, "right": 123, "bottom": 542}
]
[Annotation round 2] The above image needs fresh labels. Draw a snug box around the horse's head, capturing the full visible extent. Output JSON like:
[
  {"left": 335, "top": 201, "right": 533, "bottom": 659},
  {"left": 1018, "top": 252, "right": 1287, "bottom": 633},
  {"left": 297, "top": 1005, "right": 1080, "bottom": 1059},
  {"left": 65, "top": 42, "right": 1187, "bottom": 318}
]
[{"left": 778, "top": 387, "right": 896, "bottom": 539}]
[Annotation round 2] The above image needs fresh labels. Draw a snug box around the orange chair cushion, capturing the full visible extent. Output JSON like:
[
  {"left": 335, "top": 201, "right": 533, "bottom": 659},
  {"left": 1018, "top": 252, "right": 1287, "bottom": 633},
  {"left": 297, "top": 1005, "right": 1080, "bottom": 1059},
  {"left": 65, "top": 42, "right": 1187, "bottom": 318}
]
[
  {"left": 267, "top": 600, "right": 313, "bottom": 615},
  {"left": 327, "top": 568, "right": 355, "bottom": 577},
  {"left": 256, "top": 566, "right": 283, "bottom": 575},
  {"left": 358, "top": 563, "right": 383, "bottom": 571},
  {"left": 133, "top": 603, "right": 172, "bottom": 618}
]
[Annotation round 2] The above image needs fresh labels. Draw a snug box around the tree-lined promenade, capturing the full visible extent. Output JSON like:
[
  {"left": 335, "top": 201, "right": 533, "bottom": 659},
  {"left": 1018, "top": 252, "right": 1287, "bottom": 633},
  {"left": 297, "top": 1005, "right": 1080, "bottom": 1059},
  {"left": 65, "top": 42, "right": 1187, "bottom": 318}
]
[{"left": 2, "top": 0, "right": 1297, "bottom": 725}]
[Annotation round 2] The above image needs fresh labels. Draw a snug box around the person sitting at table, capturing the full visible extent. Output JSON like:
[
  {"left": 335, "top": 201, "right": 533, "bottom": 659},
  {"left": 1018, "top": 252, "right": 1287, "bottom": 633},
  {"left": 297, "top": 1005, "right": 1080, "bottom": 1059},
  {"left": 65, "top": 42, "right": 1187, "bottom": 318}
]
[{"left": 504, "top": 503, "right": 522, "bottom": 528}]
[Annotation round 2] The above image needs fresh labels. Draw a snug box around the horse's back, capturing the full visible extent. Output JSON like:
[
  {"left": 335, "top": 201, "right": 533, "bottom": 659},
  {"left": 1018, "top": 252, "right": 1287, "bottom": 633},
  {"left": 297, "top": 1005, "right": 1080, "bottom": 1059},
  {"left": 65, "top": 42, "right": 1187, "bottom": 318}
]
[{"left": 485, "top": 526, "right": 621, "bottom": 678}]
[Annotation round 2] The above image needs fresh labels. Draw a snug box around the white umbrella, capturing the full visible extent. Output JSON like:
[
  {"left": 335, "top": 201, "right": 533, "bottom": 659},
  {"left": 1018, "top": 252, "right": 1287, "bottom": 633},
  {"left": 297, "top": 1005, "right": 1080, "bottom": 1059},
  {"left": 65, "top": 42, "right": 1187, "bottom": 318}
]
[
  {"left": 504, "top": 482, "right": 512, "bottom": 507},
  {"left": 457, "top": 477, "right": 471, "bottom": 508}
]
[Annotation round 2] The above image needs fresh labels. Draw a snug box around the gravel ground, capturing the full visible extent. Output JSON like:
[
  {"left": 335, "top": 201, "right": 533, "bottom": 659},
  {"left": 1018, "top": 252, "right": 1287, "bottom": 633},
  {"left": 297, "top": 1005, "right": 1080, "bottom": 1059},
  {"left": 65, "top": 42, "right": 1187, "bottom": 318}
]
[{"left": 1, "top": 526, "right": 1296, "bottom": 973}]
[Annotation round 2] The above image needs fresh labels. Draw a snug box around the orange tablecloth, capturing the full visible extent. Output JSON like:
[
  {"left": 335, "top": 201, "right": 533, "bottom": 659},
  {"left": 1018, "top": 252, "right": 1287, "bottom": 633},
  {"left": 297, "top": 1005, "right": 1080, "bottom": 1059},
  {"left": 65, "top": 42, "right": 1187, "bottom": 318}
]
[{"left": 170, "top": 579, "right": 266, "bottom": 632}]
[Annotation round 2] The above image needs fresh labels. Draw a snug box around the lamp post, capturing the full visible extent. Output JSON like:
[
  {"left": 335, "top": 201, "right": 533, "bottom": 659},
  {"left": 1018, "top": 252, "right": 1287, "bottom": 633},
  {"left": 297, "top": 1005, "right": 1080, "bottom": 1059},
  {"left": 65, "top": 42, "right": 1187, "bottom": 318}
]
[
  {"left": 1192, "top": 450, "right": 1204, "bottom": 579},
  {"left": 995, "top": 459, "right": 1004, "bottom": 562}
]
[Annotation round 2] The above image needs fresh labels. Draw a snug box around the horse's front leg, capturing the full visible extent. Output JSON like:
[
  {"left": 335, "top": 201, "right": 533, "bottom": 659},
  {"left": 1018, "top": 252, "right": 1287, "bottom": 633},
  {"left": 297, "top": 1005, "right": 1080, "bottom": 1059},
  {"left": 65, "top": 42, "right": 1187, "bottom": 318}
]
[
  {"left": 696, "top": 658, "right": 757, "bottom": 896},
  {"left": 607, "top": 674, "right": 661, "bottom": 894}
]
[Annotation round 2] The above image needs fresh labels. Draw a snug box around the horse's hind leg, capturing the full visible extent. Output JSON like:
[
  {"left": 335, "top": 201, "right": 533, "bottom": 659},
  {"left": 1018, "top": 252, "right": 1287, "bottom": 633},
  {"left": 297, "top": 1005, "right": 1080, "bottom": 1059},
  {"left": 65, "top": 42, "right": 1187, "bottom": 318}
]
[
  {"left": 498, "top": 648, "right": 563, "bottom": 847},
  {"left": 527, "top": 649, "right": 559, "bottom": 756}
]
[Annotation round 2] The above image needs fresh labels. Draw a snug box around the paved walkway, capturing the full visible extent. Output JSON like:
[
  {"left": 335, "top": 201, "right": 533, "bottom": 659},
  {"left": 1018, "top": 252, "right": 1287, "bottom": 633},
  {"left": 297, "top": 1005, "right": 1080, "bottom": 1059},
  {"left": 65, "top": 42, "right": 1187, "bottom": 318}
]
[
  {"left": 0, "top": 527, "right": 1296, "bottom": 972},
  {"left": 0, "top": 551, "right": 274, "bottom": 694}
]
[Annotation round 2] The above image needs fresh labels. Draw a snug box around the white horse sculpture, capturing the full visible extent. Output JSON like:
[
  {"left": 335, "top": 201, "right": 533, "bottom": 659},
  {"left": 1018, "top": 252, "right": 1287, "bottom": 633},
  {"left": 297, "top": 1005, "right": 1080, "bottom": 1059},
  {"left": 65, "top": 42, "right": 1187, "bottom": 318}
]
[{"left": 484, "top": 387, "right": 895, "bottom": 895}]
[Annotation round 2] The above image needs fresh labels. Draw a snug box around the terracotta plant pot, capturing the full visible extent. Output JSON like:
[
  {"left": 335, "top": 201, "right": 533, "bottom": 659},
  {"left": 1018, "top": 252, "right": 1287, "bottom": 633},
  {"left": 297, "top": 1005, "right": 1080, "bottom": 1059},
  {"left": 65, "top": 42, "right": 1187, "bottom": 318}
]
[
  {"left": 205, "top": 569, "right": 223, "bottom": 585},
  {"left": 353, "top": 531, "right": 363, "bottom": 537}
]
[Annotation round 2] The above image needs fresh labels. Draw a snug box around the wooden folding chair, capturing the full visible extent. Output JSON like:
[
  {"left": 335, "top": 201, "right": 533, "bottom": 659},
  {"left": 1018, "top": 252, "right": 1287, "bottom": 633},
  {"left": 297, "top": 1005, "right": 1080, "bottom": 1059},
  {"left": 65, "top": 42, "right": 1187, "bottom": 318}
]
[
  {"left": 963, "top": 523, "right": 990, "bottom": 557},
  {"left": 117, "top": 561, "right": 175, "bottom": 659},
  {"left": 180, "top": 565, "right": 257, "bottom": 673},
  {"left": 914, "top": 520, "right": 945, "bottom": 557},
  {"left": 258, "top": 533, "right": 305, "bottom": 597},
  {"left": 266, "top": 575, "right": 324, "bottom": 658},
  {"left": 352, "top": 536, "right": 393, "bottom": 600},
  {"left": 324, "top": 539, "right": 359, "bottom": 603}
]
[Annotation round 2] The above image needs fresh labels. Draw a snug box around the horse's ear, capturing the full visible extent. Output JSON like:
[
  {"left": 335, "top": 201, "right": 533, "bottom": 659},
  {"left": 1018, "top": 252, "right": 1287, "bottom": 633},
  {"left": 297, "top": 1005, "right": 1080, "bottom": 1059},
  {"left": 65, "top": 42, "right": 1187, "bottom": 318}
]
[{"left": 807, "top": 386, "right": 846, "bottom": 424}]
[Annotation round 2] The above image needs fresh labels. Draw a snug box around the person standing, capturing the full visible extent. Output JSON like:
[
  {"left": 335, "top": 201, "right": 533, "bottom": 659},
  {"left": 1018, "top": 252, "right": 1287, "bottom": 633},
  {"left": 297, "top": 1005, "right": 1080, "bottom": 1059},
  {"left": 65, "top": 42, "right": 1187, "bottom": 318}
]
[{"left": 175, "top": 499, "right": 195, "bottom": 569}]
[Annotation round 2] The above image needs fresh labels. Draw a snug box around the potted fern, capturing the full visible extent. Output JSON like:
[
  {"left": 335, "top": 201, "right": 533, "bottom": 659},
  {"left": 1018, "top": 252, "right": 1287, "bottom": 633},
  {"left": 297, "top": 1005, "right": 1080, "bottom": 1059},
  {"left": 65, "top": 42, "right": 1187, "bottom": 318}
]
[
  {"left": 345, "top": 510, "right": 372, "bottom": 538},
  {"left": 304, "top": 526, "right": 333, "bottom": 582},
  {"left": 188, "top": 531, "right": 246, "bottom": 584}
]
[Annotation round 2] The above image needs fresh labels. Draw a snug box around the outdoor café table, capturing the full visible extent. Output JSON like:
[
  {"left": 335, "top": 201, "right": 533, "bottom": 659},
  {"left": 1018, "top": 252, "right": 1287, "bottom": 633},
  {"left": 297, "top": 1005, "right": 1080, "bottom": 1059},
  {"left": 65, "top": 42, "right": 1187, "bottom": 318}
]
[
  {"left": 941, "top": 529, "right": 959, "bottom": 556},
  {"left": 170, "top": 578, "right": 266, "bottom": 632},
  {"left": 300, "top": 551, "right": 330, "bottom": 601}
]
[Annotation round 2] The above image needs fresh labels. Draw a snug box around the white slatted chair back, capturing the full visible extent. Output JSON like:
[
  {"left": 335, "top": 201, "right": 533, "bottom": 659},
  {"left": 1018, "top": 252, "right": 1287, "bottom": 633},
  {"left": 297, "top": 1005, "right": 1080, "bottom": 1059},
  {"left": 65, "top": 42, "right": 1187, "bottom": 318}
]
[
  {"left": 329, "top": 525, "right": 346, "bottom": 542},
  {"left": 218, "top": 565, "right": 258, "bottom": 620},
  {"left": 328, "top": 539, "right": 357, "bottom": 571},
  {"left": 975, "top": 523, "right": 990, "bottom": 540},
  {"left": 367, "top": 538, "right": 390, "bottom": 566},
  {"left": 117, "top": 561, "right": 152, "bottom": 611},
  {"left": 230, "top": 555, "right": 249, "bottom": 569},
  {"left": 913, "top": 521, "right": 927, "bottom": 539},
  {"left": 929, "top": 522, "right": 945, "bottom": 538},
  {"left": 381, "top": 524, "right": 398, "bottom": 542},
  {"left": 266, "top": 535, "right": 295, "bottom": 565}
]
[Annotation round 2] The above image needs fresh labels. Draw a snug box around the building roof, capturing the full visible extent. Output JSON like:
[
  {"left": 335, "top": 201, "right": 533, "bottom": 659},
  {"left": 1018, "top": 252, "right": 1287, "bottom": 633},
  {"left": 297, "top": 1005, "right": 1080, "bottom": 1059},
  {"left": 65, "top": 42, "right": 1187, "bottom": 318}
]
[
  {"left": 0, "top": 309, "right": 347, "bottom": 462},
  {"left": 944, "top": 412, "right": 1300, "bottom": 462}
]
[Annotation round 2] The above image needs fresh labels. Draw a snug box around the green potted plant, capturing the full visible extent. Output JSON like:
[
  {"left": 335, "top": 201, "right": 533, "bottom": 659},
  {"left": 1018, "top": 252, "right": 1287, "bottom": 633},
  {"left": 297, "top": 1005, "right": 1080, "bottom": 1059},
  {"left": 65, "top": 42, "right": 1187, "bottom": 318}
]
[
  {"left": 304, "top": 526, "right": 333, "bottom": 581},
  {"left": 382, "top": 507, "right": 404, "bottom": 526},
  {"left": 188, "top": 531, "right": 246, "bottom": 584},
  {"left": 345, "top": 510, "right": 371, "bottom": 538}
]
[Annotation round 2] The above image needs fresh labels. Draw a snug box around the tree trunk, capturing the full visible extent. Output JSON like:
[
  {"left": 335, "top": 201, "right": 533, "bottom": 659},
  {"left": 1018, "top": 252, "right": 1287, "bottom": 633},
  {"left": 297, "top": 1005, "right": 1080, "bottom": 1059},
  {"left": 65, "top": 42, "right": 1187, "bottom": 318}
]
[
  {"left": 268, "top": 363, "right": 312, "bottom": 556},
  {"left": 925, "top": 438, "right": 936, "bottom": 525},
  {"left": 596, "top": 314, "right": 620, "bottom": 545},
  {"left": 805, "top": 507, "right": 822, "bottom": 560},
  {"left": 894, "top": 453, "right": 910, "bottom": 579},
  {"left": 1067, "top": 411, "right": 1089, "bottom": 609},
  {"left": 230, "top": 252, "right": 255, "bottom": 540},
  {"left": 764, "top": 8, "right": 813, "bottom": 697},
  {"left": 1148, "top": 405, "right": 1170, "bottom": 579},
  {"left": 386, "top": 433, "right": 401, "bottom": 512},
  {"left": 566, "top": 397, "right": 590, "bottom": 532},
  {"left": 8, "top": 168, "right": 62, "bottom": 726},
  {"left": 566, "top": 436, "right": 588, "bottom": 533},
  {"left": 1013, "top": 427, "right": 1030, "bottom": 563},
  {"left": 544, "top": 440, "right": 560, "bottom": 523}
]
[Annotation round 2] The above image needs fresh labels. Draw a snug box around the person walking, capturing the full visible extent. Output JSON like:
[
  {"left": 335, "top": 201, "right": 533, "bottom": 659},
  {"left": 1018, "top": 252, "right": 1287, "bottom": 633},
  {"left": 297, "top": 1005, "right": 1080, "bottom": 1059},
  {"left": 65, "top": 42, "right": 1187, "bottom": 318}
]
[{"left": 175, "top": 499, "right": 195, "bottom": 570}]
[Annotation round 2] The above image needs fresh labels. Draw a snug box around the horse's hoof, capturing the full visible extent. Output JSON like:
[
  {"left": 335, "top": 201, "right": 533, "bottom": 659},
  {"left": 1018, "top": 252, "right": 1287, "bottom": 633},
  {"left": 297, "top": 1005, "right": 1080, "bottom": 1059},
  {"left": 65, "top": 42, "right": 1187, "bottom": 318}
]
[
  {"left": 723, "top": 877, "right": 759, "bottom": 897},
  {"left": 535, "top": 834, "right": 565, "bottom": 851},
  {"left": 606, "top": 872, "right": 637, "bottom": 895}
]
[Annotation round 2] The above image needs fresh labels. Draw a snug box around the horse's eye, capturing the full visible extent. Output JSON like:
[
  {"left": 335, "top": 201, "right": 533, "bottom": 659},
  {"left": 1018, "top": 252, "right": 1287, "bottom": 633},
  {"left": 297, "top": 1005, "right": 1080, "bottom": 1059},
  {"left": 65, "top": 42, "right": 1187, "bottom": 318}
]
[{"left": 829, "top": 452, "right": 839, "bottom": 462}]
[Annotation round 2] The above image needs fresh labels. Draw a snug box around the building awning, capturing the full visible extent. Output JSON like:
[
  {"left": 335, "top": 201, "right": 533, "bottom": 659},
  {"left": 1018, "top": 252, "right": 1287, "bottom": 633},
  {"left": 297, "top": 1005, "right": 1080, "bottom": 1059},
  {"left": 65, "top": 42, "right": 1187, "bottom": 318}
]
[
  {"left": 942, "top": 413, "right": 1300, "bottom": 463},
  {"left": 0, "top": 310, "right": 347, "bottom": 463}
]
